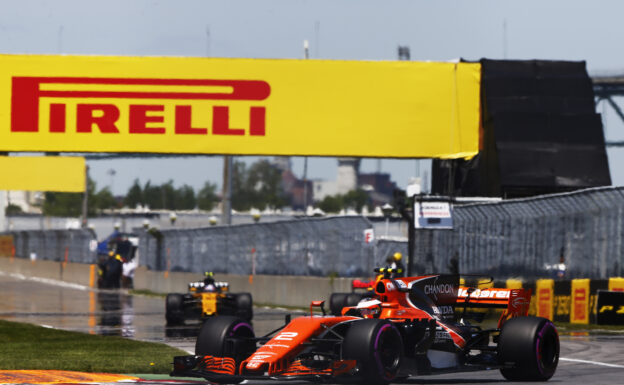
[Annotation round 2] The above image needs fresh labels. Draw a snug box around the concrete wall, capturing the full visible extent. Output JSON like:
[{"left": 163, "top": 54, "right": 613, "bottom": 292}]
[
  {"left": 0, "top": 256, "right": 95, "bottom": 287},
  {"left": 0, "top": 257, "right": 358, "bottom": 307},
  {"left": 133, "top": 266, "right": 356, "bottom": 307}
]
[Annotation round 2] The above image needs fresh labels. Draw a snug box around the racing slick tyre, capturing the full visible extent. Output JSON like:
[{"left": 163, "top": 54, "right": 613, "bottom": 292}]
[
  {"left": 196, "top": 315, "right": 256, "bottom": 365},
  {"left": 165, "top": 294, "right": 184, "bottom": 326},
  {"left": 498, "top": 316, "right": 559, "bottom": 381},
  {"left": 329, "top": 293, "right": 349, "bottom": 316},
  {"left": 342, "top": 319, "right": 403, "bottom": 385},
  {"left": 234, "top": 293, "right": 253, "bottom": 322}
]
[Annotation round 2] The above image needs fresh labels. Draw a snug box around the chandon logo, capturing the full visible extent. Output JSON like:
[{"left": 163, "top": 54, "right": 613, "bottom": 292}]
[{"left": 424, "top": 283, "right": 454, "bottom": 296}]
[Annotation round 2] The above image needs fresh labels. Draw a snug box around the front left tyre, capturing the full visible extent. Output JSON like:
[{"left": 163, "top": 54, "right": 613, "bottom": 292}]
[
  {"left": 195, "top": 315, "right": 256, "bottom": 365},
  {"left": 342, "top": 319, "right": 403, "bottom": 385}
]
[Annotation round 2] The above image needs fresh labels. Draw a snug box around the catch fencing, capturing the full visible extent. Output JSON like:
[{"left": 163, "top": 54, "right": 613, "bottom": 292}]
[
  {"left": 374, "top": 238, "right": 409, "bottom": 267},
  {"left": 414, "top": 187, "right": 624, "bottom": 280},
  {"left": 8, "top": 229, "right": 97, "bottom": 263},
  {"left": 3, "top": 186, "right": 624, "bottom": 280},
  {"left": 139, "top": 216, "right": 381, "bottom": 277}
]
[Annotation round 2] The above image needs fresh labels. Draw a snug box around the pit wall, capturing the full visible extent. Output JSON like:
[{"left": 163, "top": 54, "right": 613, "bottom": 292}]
[{"left": 2, "top": 256, "right": 623, "bottom": 321}]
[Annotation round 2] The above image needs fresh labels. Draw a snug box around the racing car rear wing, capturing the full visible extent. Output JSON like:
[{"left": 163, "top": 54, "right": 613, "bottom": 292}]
[
  {"left": 352, "top": 278, "right": 376, "bottom": 290},
  {"left": 456, "top": 286, "right": 532, "bottom": 327}
]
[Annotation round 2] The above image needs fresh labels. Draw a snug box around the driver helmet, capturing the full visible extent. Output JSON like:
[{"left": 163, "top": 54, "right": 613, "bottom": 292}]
[
  {"left": 356, "top": 298, "right": 382, "bottom": 317},
  {"left": 393, "top": 252, "right": 402, "bottom": 261},
  {"left": 203, "top": 271, "right": 215, "bottom": 286}
]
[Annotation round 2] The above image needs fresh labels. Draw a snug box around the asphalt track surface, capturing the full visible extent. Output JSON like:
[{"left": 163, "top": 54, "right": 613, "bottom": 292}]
[{"left": 1, "top": 272, "right": 624, "bottom": 384}]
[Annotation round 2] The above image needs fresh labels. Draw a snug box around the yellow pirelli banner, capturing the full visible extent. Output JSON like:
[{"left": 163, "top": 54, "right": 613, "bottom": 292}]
[
  {"left": 0, "top": 156, "right": 86, "bottom": 192},
  {"left": 609, "top": 277, "right": 624, "bottom": 292},
  {"left": 505, "top": 279, "right": 523, "bottom": 290},
  {"left": 0, "top": 54, "right": 481, "bottom": 158},
  {"left": 570, "top": 278, "right": 590, "bottom": 324},
  {"left": 536, "top": 279, "right": 554, "bottom": 321}
]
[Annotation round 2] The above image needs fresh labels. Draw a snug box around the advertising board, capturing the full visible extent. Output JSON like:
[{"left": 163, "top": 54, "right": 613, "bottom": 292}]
[
  {"left": 1, "top": 54, "right": 481, "bottom": 158},
  {"left": 0, "top": 156, "right": 85, "bottom": 192},
  {"left": 414, "top": 201, "right": 453, "bottom": 229}
]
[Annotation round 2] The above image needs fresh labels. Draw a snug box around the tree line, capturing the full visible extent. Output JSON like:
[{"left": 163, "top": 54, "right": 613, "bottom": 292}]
[{"left": 8, "top": 159, "right": 371, "bottom": 216}]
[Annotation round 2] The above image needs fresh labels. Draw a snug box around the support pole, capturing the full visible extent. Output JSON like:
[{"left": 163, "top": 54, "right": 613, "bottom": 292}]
[
  {"left": 0, "top": 191, "right": 6, "bottom": 233},
  {"left": 394, "top": 189, "right": 415, "bottom": 276},
  {"left": 221, "top": 156, "right": 233, "bottom": 225},
  {"left": 407, "top": 196, "right": 415, "bottom": 276},
  {"left": 303, "top": 158, "right": 308, "bottom": 211},
  {"left": 302, "top": 40, "right": 310, "bottom": 212},
  {"left": 81, "top": 165, "right": 89, "bottom": 228}
]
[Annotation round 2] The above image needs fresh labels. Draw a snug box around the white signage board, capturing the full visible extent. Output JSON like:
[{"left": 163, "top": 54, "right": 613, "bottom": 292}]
[
  {"left": 414, "top": 201, "right": 453, "bottom": 229},
  {"left": 364, "top": 228, "right": 375, "bottom": 244}
]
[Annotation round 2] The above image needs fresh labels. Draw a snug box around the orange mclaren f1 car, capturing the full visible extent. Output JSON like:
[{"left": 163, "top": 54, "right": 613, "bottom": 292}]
[{"left": 171, "top": 269, "right": 559, "bottom": 384}]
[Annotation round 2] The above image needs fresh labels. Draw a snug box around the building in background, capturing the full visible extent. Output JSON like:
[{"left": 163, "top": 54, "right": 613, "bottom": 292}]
[
  {"left": 276, "top": 156, "right": 399, "bottom": 210},
  {"left": 312, "top": 158, "right": 360, "bottom": 202},
  {"left": 359, "top": 172, "right": 399, "bottom": 207},
  {"left": 6, "top": 191, "right": 43, "bottom": 214},
  {"left": 272, "top": 157, "right": 312, "bottom": 211}
]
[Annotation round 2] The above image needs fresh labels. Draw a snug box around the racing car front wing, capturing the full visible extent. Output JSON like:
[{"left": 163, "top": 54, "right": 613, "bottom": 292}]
[{"left": 172, "top": 355, "right": 357, "bottom": 383}]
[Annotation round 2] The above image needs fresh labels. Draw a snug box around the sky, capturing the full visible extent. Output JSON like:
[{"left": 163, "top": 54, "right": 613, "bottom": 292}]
[{"left": 2, "top": 0, "right": 624, "bottom": 195}]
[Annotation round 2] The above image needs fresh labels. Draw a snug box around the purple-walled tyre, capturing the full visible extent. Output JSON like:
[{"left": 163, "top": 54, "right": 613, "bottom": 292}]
[
  {"left": 342, "top": 319, "right": 403, "bottom": 384},
  {"left": 498, "top": 316, "right": 559, "bottom": 381},
  {"left": 195, "top": 315, "right": 255, "bottom": 365}
]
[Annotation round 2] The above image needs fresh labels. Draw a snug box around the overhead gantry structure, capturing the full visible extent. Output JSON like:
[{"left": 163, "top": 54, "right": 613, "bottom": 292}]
[{"left": 593, "top": 75, "right": 624, "bottom": 147}]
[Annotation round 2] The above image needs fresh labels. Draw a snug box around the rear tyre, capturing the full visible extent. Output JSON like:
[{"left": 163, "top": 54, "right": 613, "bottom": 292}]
[
  {"left": 498, "top": 316, "right": 559, "bottom": 381},
  {"left": 329, "top": 293, "right": 348, "bottom": 315},
  {"left": 345, "top": 293, "right": 364, "bottom": 307},
  {"left": 234, "top": 292, "right": 253, "bottom": 321},
  {"left": 165, "top": 294, "right": 184, "bottom": 325},
  {"left": 342, "top": 319, "right": 403, "bottom": 385}
]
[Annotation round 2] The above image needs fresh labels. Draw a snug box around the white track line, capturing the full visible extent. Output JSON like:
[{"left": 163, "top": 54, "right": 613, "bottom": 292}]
[
  {"left": 0, "top": 270, "right": 91, "bottom": 291},
  {"left": 560, "top": 357, "right": 624, "bottom": 369}
]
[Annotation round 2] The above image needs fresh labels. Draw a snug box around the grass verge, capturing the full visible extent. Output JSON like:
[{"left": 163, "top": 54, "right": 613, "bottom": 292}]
[{"left": 0, "top": 319, "right": 186, "bottom": 373}]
